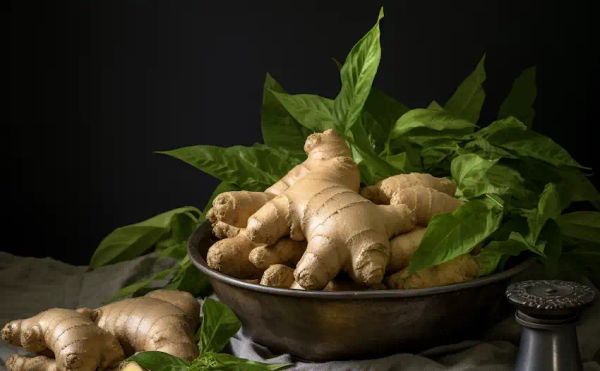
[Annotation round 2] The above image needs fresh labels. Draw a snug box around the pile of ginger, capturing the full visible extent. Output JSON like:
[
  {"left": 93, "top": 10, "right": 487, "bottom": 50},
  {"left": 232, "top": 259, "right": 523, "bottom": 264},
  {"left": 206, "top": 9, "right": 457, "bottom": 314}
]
[
  {"left": 206, "top": 129, "right": 479, "bottom": 291},
  {"left": 1, "top": 290, "right": 199, "bottom": 371}
]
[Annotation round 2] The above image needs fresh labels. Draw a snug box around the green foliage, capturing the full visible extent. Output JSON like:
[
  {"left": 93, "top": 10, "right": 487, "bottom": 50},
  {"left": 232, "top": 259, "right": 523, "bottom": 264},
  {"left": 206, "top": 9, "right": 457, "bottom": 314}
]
[
  {"left": 498, "top": 66, "right": 537, "bottom": 127},
  {"left": 199, "top": 299, "right": 241, "bottom": 354},
  {"left": 127, "top": 351, "right": 190, "bottom": 371},
  {"left": 91, "top": 207, "right": 201, "bottom": 268},
  {"left": 333, "top": 8, "right": 384, "bottom": 134},
  {"left": 408, "top": 199, "right": 504, "bottom": 273},
  {"left": 261, "top": 74, "right": 311, "bottom": 155},
  {"left": 158, "top": 144, "right": 302, "bottom": 192},
  {"left": 444, "top": 55, "right": 486, "bottom": 123}
]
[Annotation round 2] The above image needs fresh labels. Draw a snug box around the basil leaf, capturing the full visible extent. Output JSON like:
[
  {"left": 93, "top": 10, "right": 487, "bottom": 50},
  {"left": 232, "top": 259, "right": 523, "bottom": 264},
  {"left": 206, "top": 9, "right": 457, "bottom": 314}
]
[
  {"left": 167, "top": 256, "right": 212, "bottom": 297},
  {"left": 408, "top": 199, "right": 504, "bottom": 273},
  {"left": 199, "top": 299, "right": 241, "bottom": 354},
  {"left": 365, "top": 87, "right": 409, "bottom": 136},
  {"left": 451, "top": 153, "right": 528, "bottom": 200},
  {"left": 156, "top": 212, "right": 201, "bottom": 259},
  {"left": 445, "top": 55, "right": 486, "bottom": 123},
  {"left": 334, "top": 8, "right": 384, "bottom": 134},
  {"left": 110, "top": 265, "right": 178, "bottom": 302},
  {"left": 477, "top": 233, "right": 530, "bottom": 276},
  {"left": 558, "top": 211, "right": 600, "bottom": 244},
  {"left": 270, "top": 92, "right": 335, "bottom": 132},
  {"left": 193, "top": 352, "right": 291, "bottom": 371},
  {"left": 351, "top": 145, "right": 397, "bottom": 184},
  {"left": 126, "top": 351, "right": 190, "bottom": 371},
  {"left": 261, "top": 74, "right": 311, "bottom": 154},
  {"left": 521, "top": 183, "right": 562, "bottom": 245},
  {"left": 427, "top": 100, "right": 444, "bottom": 110},
  {"left": 355, "top": 108, "right": 390, "bottom": 155},
  {"left": 390, "top": 108, "right": 476, "bottom": 139},
  {"left": 478, "top": 117, "right": 585, "bottom": 169},
  {"left": 159, "top": 144, "right": 301, "bottom": 192},
  {"left": 90, "top": 207, "right": 201, "bottom": 268},
  {"left": 539, "top": 220, "right": 562, "bottom": 276},
  {"left": 498, "top": 66, "right": 537, "bottom": 127}
]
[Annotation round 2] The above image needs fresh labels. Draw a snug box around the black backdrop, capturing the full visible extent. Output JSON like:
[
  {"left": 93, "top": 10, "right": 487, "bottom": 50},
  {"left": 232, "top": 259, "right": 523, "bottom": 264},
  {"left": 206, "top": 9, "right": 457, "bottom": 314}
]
[{"left": 4, "top": 0, "right": 598, "bottom": 264}]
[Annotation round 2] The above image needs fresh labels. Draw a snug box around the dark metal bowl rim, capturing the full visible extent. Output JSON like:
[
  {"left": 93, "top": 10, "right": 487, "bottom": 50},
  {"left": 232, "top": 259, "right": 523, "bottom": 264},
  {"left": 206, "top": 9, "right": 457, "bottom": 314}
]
[{"left": 188, "top": 224, "right": 534, "bottom": 299}]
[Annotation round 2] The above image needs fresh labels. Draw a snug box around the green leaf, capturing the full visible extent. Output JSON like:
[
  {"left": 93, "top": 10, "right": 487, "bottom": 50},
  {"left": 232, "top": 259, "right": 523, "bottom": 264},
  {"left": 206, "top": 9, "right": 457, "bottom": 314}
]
[
  {"left": 365, "top": 87, "right": 410, "bottom": 136},
  {"left": 334, "top": 7, "right": 384, "bottom": 134},
  {"left": 408, "top": 199, "right": 504, "bottom": 273},
  {"left": 445, "top": 55, "right": 486, "bottom": 123},
  {"left": 427, "top": 100, "right": 444, "bottom": 110},
  {"left": 260, "top": 74, "right": 311, "bottom": 154},
  {"left": 192, "top": 352, "right": 291, "bottom": 371},
  {"left": 498, "top": 66, "right": 537, "bottom": 127},
  {"left": 350, "top": 144, "right": 397, "bottom": 184},
  {"left": 126, "top": 351, "right": 190, "bottom": 371},
  {"left": 156, "top": 212, "right": 201, "bottom": 259},
  {"left": 451, "top": 153, "right": 528, "bottom": 200},
  {"left": 159, "top": 144, "right": 301, "bottom": 192},
  {"left": 558, "top": 211, "right": 600, "bottom": 244},
  {"left": 355, "top": 108, "right": 390, "bottom": 155},
  {"left": 90, "top": 207, "right": 201, "bottom": 268},
  {"left": 539, "top": 220, "right": 562, "bottom": 276},
  {"left": 521, "top": 183, "right": 562, "bottom": 245},
  {"left": 199, "top": 299, "right": 241, "bottom": 354},
  {"left": 390, "top": 108, "right": 476, "bottom": 139},
  {"left": 477, "top": 117, "right": 584, "bottom": 169},
  {"left": 167, "top": 257, "right": 212, "bottom": 297},
  {"left": 271, "top": 92, "right": 335, "bottom": 132},
  {"left": 109, "top": 265, "right": 178, "bottom": 302},
  {"left": 477, "top": 233, "right": 530, "bottom": 276}
]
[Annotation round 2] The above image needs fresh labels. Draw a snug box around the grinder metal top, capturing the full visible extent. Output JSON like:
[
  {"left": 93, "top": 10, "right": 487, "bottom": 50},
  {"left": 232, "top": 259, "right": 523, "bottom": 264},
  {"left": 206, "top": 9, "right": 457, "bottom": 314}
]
[{"left": 506, "top": 280, "right": 596, "bottom": 317}]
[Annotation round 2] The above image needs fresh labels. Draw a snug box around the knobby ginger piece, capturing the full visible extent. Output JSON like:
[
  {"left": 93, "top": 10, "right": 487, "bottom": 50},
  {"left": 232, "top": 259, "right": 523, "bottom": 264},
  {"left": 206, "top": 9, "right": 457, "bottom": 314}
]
[
  {"left": 2, "top": 309, "right": 124, "bottom": 371},
  {"left": 260, "top": 264, "right": 295, "bottom": 288},
  {"left": 387, "top": 254, "right": 479, "bottom": 289},
  {"left": 388, "top": 227, "right": 427, "bottom": 273},
  {"left": 391, "top": 185, "right": 462, "bottom": 225},
  {"left": 361, "top": 173, "right": 456, "bottom": 204},
  {"left": 249, "top": 238, "right": 306, "bottom": 269}
]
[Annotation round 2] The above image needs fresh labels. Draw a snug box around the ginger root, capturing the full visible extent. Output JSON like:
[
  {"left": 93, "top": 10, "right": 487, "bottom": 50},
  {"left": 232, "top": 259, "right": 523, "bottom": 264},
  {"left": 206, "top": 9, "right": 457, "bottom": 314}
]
[
  {"left": 6, "top": 355, "right": 58, "bottom": 371},
  {"left": 391, "top": 185, "right": 463, "bottom": 225},
  {"left": 89, "top": 290, "right": 200, "bottom": 361},
  {"left": 203, "top": 130, "right": 479, "bottom": 291},
  {"left": 207, "top": 129, "right": 351, "bottom": 239},
  {"left": 207, "top": 233, "right": 263, "bottom": 279},
  {"left": 209, "top": 191, "right": 274, "bottom": 228},
  {"left": 361, "top": 173, "right": 456, "bottom": 204},
  {"left": 260, "top": 264, "right": 295, "bottom": 288},
  {"left": 212, "top": 221, "right": 242, "bottom": 239},
  {"left": 2, "top": 308, "right": 124, "bottom": 371},
  {"left": 387, "top": 254, "right": 479, "bottom": 289},
  {"left": 249, "top": 238, "right": 306, "bottom": 270},
  {"left": 242, "top": 131, "right": 416, "bottom": 289},
  {"left": 388, "top": 227, "right": 427, "bottom": 273},
  {"left": 208, "top": 130, "right": 416, "bottom": 290},
  {"left": 120, "top": 362, "right": 144, "bottom": 371}
]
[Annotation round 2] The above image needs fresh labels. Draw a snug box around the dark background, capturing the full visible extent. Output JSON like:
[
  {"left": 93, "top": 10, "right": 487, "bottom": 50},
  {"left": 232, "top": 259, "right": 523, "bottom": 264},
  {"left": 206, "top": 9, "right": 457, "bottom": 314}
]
[{"left": 3, "top": 0, "right": 598, "bottom": 264}]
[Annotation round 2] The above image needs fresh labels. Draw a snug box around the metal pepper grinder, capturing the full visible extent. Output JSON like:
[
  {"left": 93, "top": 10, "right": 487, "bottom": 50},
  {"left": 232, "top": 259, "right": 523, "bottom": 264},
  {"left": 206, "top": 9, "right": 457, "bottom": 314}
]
[{"left": 506, "top": 280, "right": 596, "bottom": 371}]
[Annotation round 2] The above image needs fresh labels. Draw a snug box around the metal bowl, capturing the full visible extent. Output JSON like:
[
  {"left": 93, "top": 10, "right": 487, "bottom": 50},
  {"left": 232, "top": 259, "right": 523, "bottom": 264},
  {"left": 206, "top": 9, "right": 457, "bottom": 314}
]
[{"left": 188, "top": 222, "right": 532, "bottom": 361}]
